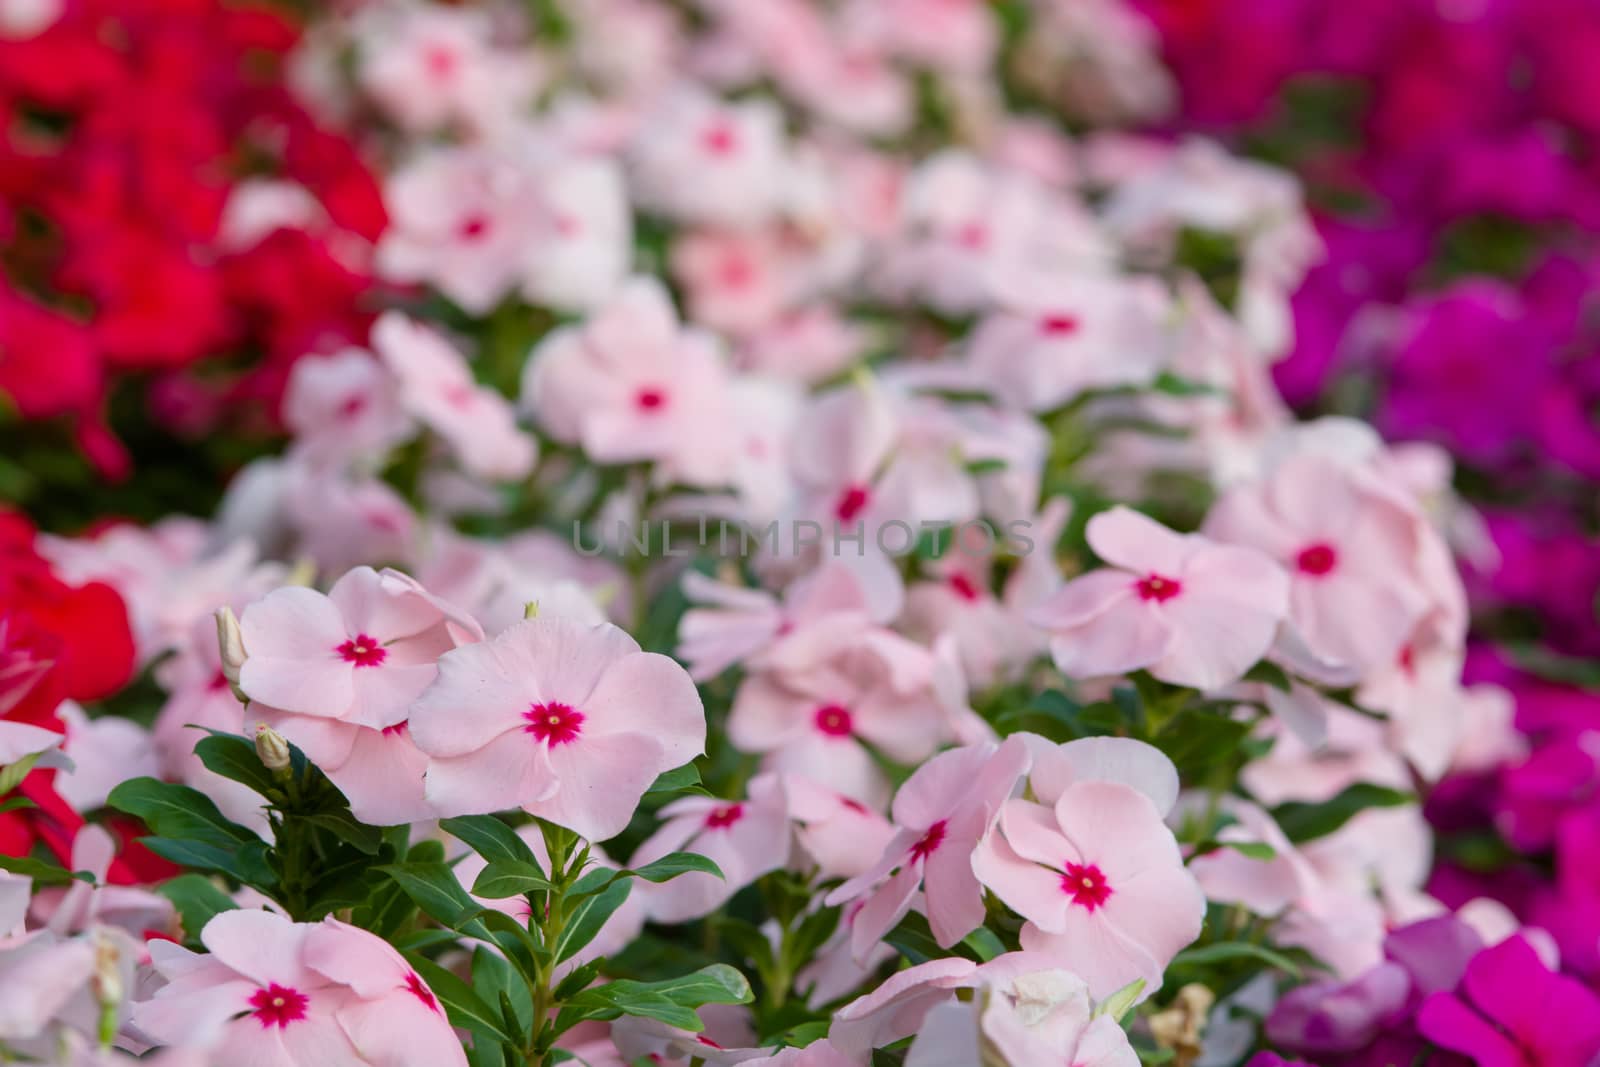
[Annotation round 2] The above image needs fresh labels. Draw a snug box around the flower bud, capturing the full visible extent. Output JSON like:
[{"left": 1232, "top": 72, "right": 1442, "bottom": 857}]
[
  {"left": 254, "top": 723, "right": 292, "bottom": 780},
  {"left": 92, "top": 934, "right": 123, "bottom": 1009},
  {"left": 524, "top": 600, "right": 540, "bottom": 620},
  {"left": 214, "top": 606, "right": 247, "bottom": 703}
]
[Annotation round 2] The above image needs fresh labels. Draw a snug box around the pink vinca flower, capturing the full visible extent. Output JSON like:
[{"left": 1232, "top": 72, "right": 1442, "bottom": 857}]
[
  {"left": 630, "top": 774, "right": 791, "bottom": 923},
  {"left": 1203, "top": 453, "right": 1432, "bottom": 674},
  {"left": 906, "top": 966, "right": 1139, "bottom": 1067},
  {"left": 728, "top": 640, "right": 948, "bottom": 807},
  {"left": 409, "top": 616, "right": 705, "bottom": 841},
  {"left": 1030, "top": 505, "right": 1289, "bottom": 691},
  {"left": 521, "top": 277, "right": 736, "bottom": 488},
  {"left": 252, "top": 711, "right": 436, "bottom": 827},
  {"left": 972, "top": 750, "right": 1203, "bottom": 999},
  {"left": 239, "top": 566, "right": 482, "bottom": 731},
  {"left": 373, "top": 311, "right": 537, "bottom": 482},
  {"left": 133, "top": 910, "right": 465, "bottom": 1067},
  {"left": 782, "top": 773, "right": 896, "bottom": 881},
  {"left": 826, "top": 737, "right": 1031, "bottom": 959}
]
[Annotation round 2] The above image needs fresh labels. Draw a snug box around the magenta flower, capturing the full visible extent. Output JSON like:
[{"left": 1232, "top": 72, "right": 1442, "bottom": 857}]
[
  {"left": 1418, "top": 934, "right": 1600, "bottom": 1067},
  {"left": 133, "top": 911, "right": 465, "bottom": 1067},
  {"left": 409, "top": 616, "right": 705, "bottom": 841},
  {"left": 1030, "top": 506, "right": 1288, "bottom": 691}
]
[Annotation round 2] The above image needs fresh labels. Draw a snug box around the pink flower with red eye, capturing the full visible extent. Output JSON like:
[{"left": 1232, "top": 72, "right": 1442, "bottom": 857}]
[
  {"left": 251, "top": 708, "right": 435, "bottom": 826},
  {"left": 628, "top": 89, "right": 790, "bottom": 227},
  {"left": 630, "top": 774, "right": 792, "bottom": 923},
  {"left": 237, "top": 566, "right": 482, "bottom": 732},
  {"left": 972, "top": 778, "right": 1203, "bottom": 1001},
  {"left": 1203, "top": 452, "right": 1435, "bottom": 674},
  {"left": 727, "top": 637, "right": 949, "bottom": 807},
  {"left": 282, "top": 349, "right": 412, "bottom": 465},
  {"left": 133, "top": 911, "right": 465, "bottom": 1067},
  {"left": 781, "top": 772, "right": 897, "bottom": 881},
  {"left": 373, "top": 312, "right": 537, "bottom": 482},
  {"left": 826, "top": 737, "right": 1031, "bottom": 960},
  {"left": 521, "top": 277, "right": 737, "bottom": 488},
  {"left": 1029, "top": 506, "right": 1289, "bottom": 692},
  {"left": 409, "top": 616, "right": 705, "bottom": 841}
]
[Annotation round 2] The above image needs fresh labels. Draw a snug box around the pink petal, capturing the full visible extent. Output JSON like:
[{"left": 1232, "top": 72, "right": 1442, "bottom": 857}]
[
  {"left": 423, "top": 731, "right": 557, "bottom": 818},
  {"left": 529, "top": 731, "right": 666, "bottom": 841},
  {"left": 1085, "top": 506, "right": 1195, "bottom": 576},
  {"left": 199, "top": 910, "right": 314, "bottom": 990},
  {"left": 1052, "top": 781, "right": 1184, "bottom": 885},
  {"left": 581, "top": 650, "right": 705, "bottom": 766},
  {"left": 1045, "top": 598, "right": 1171, "bottom": 680}
]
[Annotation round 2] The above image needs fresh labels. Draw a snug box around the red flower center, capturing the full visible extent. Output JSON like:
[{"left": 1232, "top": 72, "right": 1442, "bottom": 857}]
[
  {"left": 718, "top": 252, "right": 756, "bottom": 289},
  {"left": 457, "top": 214, "right": 490, "bottom": 241},
  {"left": 424, "top": 44, "right": 457, "bottom": 79},
  {"left": 250, "top": 983, "right": 309, "bottom": 1029},
  {"left": 704, "top": 803, "right": 744, "bottom": 830},
  {"left": 635, "top": 386, "right": 668, "bottom": 411},
  {"left": 955, "top": 221, "right": 988, "bottom": 250},
  {"left": 701, "top": 120, "right": 739, "bottom": 156},
  {"left": 1039, "top": 313, "right": 1081, "bottom": 336},
  {"left": 1135, "top": 574, "right": 1182, "bottom": 602},
  {"left": 338, "top": 394, "right": 367, "bottom": 420},
  {"left": 948, "top": 573, "right": 982, "bottom": 602},
  {"left": 814, "top": 704, "right": 854, "bottom": 737},
  {"left": 523, "top": 701, "right": 585, "bottom": 745},
  {"left": 381, "top": 722, "right": 408, "bottom": 738},
  {"left": 909, "top": 819, "right": 948, "bottom": 863},
  {"left": 1061, "top": 861, "right": 1112, "bottom": 911},
  {"left": 404, "top": 971, "right": 439, "bottom": 1013},
  {"left": 1296, "top": 542, "right": 1338, "bottom": 576},
  {"left": 336, "top": 634, "right": 387, "bottom": 667},
  {"left": 835, "top": 484, "right": 870, "bottom": 523}
]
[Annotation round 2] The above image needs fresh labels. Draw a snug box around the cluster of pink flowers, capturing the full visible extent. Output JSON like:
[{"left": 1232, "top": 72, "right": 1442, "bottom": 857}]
[{"left": 0, "top": 0, "right": 1587, "bottom": 1065}]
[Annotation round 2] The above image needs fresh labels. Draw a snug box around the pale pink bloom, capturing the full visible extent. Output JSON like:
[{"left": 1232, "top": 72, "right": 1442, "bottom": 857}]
[
  {"left": 410, "top": 617, "right": 705, "bottom": 841},
  {"left": 1015, "top": 0, "right": 1175, "bottom": 124},
  {"left": 355, "top": 6, "right": 539, "bottom": 139},
  {"left": 795, "top": 909, "right": 897, "bottom": 1008},
  {"left": 520, "top": 157, "right": 633, "bottom": 313},
  {"left": 1183, "top": 796, "right": 1317, "bottom": 918},
  {"left": 566, "top": 0, "right": 683, "bottom": 94},
  {"left": 376, "top": 147, "right": 541, "bottom": 316},
  {"left": 278, "top": 467, "right": 419, "bottom": 577},
  {"left": 738, "top": 307, "right": 865, "bottom": 384},
  {"left": 0, "top": 719, "right": 66, "bottom": 770},
  {"left": 254, "top": 710, "right": 434, "bottom": 827},
  {"left": 628, "top": 89, "right": 790, "bottom": 227},
  {"left": 847, "top": 0, "right": 997, "bottom": 74},
  {"left": 1031, "top": 506, "right": 1289, "bottom": 691},
  {"left": 0, "top": 0, "right": 61, "bottom": 39},
  {"left": 672, "top": 229, "right": 795, "bottom": 338},
  {"left": 217, "top": 180, "right": 326, "bottom": 252},
  {"left": 678, "top": 556, "right": 903, "bottom": 683},
  {"left": 1356, "top": 642, "right": 1467, "bottom": 781},
  {"left": 134, "top": 911, "right": 465, "bottom": 1067},
  {"left": 523, "top": 278, "right": 736, "bottom": 488},
  {"left": 282, "top": 349, "right": 411, "bottom": 465},
  {"left": 721, "top": 376, "right": 808, "bottom": 524},
  {"left": 1446, "top": 683, "right": 1527, "bottom": 775},
  {"left": 878, "top": 152, "right": 1111, "bottom": 314},
  {"left": 782, "top": 773, "right": 896, "bottom": 880},
  {"left": 240, "top": 566, "right": 481, "bottom": 731},
  {"left": 152, "top": 616, "right": 267, "bottom": 836},
  {"left": 1204, "top": 452, "right": 1436, "bottom": 674},
  {"left": 373, "top": 312, "right": 536, "bottom": 482},
  {"left": 451, "top": 826, "right": 645, "bottom": 971},
  {"left": 973, "top": 777, "right": 1203, "bottom": 999},
  {"left": 826, "top": 737, "right": 1031, "bottom": 957},
  {"left": 52, "top": 701, "right": 160, "bottom": 814},
  {"left": 906, "top": 967, "right": 1139, "bottom": 1067},
  {"left": 0, "top": 926, "right": 141, "bottom": 1054},
  {"left": 1018, "top": 734, "right": 1182, "bottom": 817},
  {"left": 783, "top": 32, "right": 912, "bottom": 138},
  {"left": 631, "top": 774, "right": 791, "bottom": 923},
  {"left": 609, "top": 1004, "right": 761, "bottom": 1065},
  {"left": 29, "top": 825, "right": 173, "bottom": 938},
  {"left": 965, "top": 269, "right": 1171, "bottom": 411},
  {"left": 829, "top": 955, "right": 981, "bottom": 1059},
  {"left": 1240, "top": 702, "right": 1410, "bottom": 809},
  {"left": 729, "top": 640, "right": 948, "bottom": 807},
  {"left": 417, "top": 526, "right": 624, "bottom": 636}
]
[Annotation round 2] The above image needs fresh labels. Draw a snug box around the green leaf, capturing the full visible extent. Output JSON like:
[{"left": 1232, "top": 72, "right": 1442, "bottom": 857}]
[
  {"left": 1220, "top": 841, "right": 1277, "bottom": 861},
  {"left": 0, "top": 752, "right": 42, "bottom": 795},
  {"left": 627, "top": 852, "right": 723, "bottom": 884},
  {"left": 554, "top": 877, "right": 632, "bottom": 964},
  {"left": 884, "top": 912, "right": 946, "bottom": 965},
  {"left": 471, "top": 860, "right": 554, "bottom": 899},
  {"left": 0, "top": 796, "right": 35, "bottom": 815},
  {"left": 193, "top": 732, "right": 281, "bottom": 799},
  {"left": 1170, "top": 941, "right": 1303, "bottom": 979},
  {"left": 1271, "top": 783, "right": 1413, "bottom": 844},
  {"left": 1242, "top": 661, "right": 1293, "bottom": 693},
  {"left": 441, "top": 815, "right": 542, "bottom": 870},
  {"left": 565, "top": 987, "right": 702, "bottom": 1031},
  {"left": 157, "top": 873, "right": 238, "bottom": 940},
  {"left": 378, "top": 862, "right": 481, "bottom": 929},
  {"left": 961, "top": 927, "right": 1006, "bottom": 962},
  {"left": 0, "top": 854, "right": 93, "bottom": 885},
  {"left": 300, "top": 811, "right": 383, "bottom": 854},
  {"left": 645, "top": 764, "right": 705, "bottom": 796},
  {"left": 1095, "top": 979, "right": 1146, "bottom": 1023},
  {"left": 107, "top": 778, "right": 257, "bottom": 849},
  {"left": 140, "top": 837, "right": 277, "bottom": 889},
  {"left": 403, "top": 952, "right": 517, "bottom": 1043}
]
